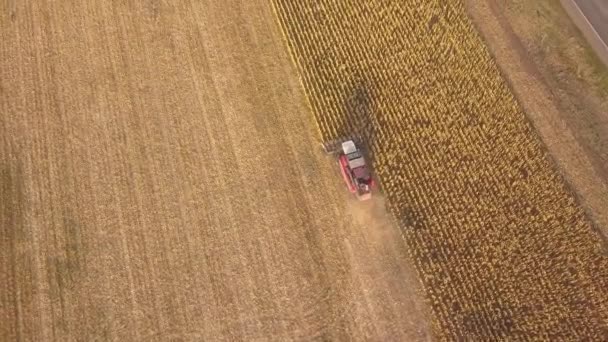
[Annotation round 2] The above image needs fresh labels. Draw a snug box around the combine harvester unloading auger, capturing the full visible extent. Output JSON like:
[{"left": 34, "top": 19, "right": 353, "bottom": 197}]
[{"left": 323, "top": 137, "right": 376, "bottom": 201}]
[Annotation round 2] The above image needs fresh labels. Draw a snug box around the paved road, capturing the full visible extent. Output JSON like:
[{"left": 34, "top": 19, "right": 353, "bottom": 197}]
[
  {"left": 564, "top": 0, "right": 608, "bottom": 66},
  {"left": 573, "top": 0, "right": 608, "bottom": 45}
]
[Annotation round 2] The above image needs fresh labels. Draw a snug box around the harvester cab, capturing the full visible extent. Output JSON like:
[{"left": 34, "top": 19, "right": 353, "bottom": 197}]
[{"left": 323, "top": 138, "right": 375, "bottom": 201}]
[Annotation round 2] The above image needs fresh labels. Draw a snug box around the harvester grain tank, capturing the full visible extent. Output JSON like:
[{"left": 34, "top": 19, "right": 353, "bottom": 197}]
[{"left": 323, "top": 139, "right": 375, "bottom": 201}]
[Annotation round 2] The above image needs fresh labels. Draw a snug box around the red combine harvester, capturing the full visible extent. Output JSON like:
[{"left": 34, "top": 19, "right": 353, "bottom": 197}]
[{"left": 323, "top": 139, "right": 375, "bottom": 201}]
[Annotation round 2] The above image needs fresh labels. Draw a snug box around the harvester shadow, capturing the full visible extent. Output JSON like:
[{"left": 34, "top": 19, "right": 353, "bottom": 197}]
[
  {"left": 342, "top": 77, "right": 382, "bottom": 194},
  {"left": 330, "top": 76, "right": 425, "bottom": 230}
]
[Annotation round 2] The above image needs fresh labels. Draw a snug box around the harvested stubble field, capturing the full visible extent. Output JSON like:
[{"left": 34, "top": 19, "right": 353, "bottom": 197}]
[
  {"left": 0, "top": 1, "right": 432, "bottom": 341},
  {"left": 272, "top": 0, "right": 608, "bottom": 340}
]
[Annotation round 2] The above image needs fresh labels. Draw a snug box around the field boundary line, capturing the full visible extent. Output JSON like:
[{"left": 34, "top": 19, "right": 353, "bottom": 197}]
[{"left": 268, "top": 2, "right": 325, "bottom": 144}]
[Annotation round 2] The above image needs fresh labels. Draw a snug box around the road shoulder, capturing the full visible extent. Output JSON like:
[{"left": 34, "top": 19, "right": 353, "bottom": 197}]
[{"left": 560, "top": 0, "right": 608, "bottom": 68}]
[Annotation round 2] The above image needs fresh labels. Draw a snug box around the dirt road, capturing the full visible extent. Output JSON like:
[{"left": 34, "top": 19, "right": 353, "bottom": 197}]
[{"left": 0, "top": 1, "right": 430, "bottom": 341}]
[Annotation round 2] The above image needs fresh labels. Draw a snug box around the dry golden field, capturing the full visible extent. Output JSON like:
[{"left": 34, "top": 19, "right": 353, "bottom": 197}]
[
  {"left": 0, "top": 1, "right": 431, "bottom": 341},
  {"left": 272, "top": 0, "right": 608, "bottom": 340}
]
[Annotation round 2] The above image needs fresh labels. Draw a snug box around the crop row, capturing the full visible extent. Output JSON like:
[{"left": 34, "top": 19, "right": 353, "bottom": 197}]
[{"left": 271, "top": 0, "right": 608, "bottom": 339}]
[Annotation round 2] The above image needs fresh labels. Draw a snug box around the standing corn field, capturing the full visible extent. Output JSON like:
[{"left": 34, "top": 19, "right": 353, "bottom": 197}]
[{"left": 271, "top": 0, "right": 608, "bottom": 340}]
